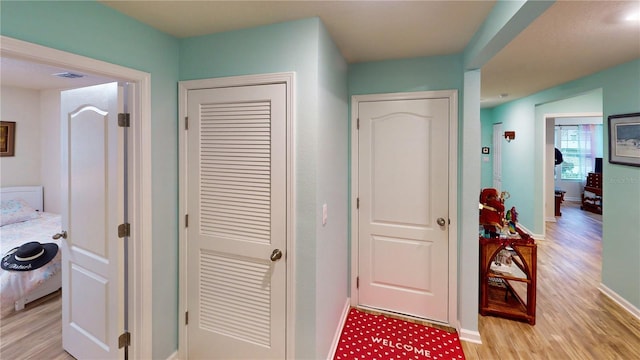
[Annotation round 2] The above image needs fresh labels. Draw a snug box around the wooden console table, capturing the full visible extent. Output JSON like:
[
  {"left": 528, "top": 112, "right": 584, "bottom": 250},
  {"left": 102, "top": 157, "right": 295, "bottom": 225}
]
[{"left": 479, "top": 230, "right": 537, "bottom": 325}]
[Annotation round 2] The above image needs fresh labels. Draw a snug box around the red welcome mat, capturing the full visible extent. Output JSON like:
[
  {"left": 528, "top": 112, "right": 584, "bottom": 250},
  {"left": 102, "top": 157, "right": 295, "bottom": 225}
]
[{"left": 334, "top": 308, "right": 466, "bottom": 360}]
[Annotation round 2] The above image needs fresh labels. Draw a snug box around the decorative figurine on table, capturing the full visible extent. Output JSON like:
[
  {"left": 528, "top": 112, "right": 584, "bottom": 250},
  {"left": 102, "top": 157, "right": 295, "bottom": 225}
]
[
  {"left": 479, "top": 188, "right": 505, "bottom": 238},
  {"left": 505, "top": 206, "right": 518, "bottom": 235}
]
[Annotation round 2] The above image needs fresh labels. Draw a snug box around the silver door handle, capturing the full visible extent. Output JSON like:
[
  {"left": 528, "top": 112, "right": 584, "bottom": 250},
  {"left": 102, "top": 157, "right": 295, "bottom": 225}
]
[
  {"left": 270, "top": 249, "right": 283, "bottom": 262},
  {"left": 53, "top": 231, "right": 67, "bottom": 239},
  {"left": 436, "top": 218, "right": 446, "bottom": 227}
]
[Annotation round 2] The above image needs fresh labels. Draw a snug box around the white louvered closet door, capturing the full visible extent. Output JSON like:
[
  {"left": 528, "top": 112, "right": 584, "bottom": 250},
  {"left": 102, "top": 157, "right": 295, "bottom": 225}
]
[{"left": 187, "top": 84, "right": 286, "bottom": 359}]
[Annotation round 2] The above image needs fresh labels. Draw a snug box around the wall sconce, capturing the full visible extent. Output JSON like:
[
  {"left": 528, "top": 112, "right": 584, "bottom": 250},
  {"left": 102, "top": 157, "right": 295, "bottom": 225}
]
[{"left": 504, "top": 131, "right": 516, "bottom": 142}]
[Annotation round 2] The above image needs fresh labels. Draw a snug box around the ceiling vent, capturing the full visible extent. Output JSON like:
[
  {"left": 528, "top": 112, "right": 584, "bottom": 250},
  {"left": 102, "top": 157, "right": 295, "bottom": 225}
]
[{"left": 52, "top": 72, "right": 85, "bottom": 79}]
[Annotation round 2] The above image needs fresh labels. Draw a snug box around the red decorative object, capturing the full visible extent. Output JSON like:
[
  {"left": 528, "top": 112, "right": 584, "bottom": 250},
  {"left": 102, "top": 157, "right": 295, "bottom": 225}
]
[
  {"left": 479, "top": 188, "right": 505, "bottom": 237},
  {"left": 334, "top": 308, "right": 466, "bottom": 360},
  {"left": 504, "top": 131, "right": 516, "bottom": 142}
]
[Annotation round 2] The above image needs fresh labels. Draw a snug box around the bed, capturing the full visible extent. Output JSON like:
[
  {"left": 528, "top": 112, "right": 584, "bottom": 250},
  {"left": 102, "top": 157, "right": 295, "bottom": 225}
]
[{"left": 1, "top": 186, "right": 62, "bottom": 311}]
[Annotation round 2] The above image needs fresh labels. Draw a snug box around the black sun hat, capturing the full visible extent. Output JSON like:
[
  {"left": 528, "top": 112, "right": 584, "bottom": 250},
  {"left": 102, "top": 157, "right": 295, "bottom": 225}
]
[{"left": 1, "top": 242, "right": 59, "bottom": 271}]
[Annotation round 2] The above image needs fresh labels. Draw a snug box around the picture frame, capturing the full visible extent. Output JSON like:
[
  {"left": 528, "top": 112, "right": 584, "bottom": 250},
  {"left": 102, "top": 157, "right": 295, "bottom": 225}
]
[
  {"left": 608, "top": 112, "right": 640, "bottom": 167},
  {"left": 0, "top": 121, "right": 16, "bottom": 157}
]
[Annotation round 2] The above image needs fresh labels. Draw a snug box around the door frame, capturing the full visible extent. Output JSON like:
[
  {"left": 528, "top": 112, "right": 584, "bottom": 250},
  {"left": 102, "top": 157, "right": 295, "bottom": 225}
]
[
  {"left": 0, "top": 36, "right": 153, "bottom": 358},
  {"left": 542, "top": 112, "right": 602, "bottom": 226},
  {"left": 178, "top": 72, "right": 295, "bottom": 359},
  {"left": 350, "top": 90, "right": 458, "bottom": 326}
]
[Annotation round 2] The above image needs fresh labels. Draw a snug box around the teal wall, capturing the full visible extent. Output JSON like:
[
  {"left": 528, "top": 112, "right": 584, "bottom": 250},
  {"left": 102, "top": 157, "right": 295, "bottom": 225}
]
[
  {"left": 480, "top": 108, "right": 495, "bottom": 188},
  {"left": 599, "top": 61, "right": 640, "bottom": 308},
  {"left": 315, "top": 22, "right": 349, "bottom": 359},
  {"left": 0, "top": 1, "right": 180, "bottom": 358},
  {"left": 348, "top": 55, "right": 463, "bottom": 95},
  {"left": 3, "top": 0, "right": 638, "bottom": 355},
  {"left": 180, "top": 17, "right": 350, "bottom": 359},
  {"left": 482, "top": 89, "right": 604, "bottom": 230},
  {"left": 488, "top": 59, "right": 640, "bottom": 309}
]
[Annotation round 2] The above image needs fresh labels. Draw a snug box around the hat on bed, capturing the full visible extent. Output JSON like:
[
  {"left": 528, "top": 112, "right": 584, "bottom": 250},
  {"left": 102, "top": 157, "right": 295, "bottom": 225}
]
[{"left": 1, "top": 242, "right": 58, "bottom": 271}]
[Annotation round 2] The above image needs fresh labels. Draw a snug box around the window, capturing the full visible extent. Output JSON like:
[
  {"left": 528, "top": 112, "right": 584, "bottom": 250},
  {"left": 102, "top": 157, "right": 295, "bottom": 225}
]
[{"left": 555, "top": 124, "right": 602, "bottom": 181}]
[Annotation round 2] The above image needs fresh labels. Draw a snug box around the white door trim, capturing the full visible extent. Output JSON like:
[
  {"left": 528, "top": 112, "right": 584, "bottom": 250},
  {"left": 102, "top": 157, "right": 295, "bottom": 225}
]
[
  {"left": 350, "top": 90, "right": 458, "bottom": 326},
  {"left": 0, "top": 35, "right": 153, "bottom": 359},
  {"left": 542, "top": 111, "right": 602, "bottom": 230},
  {"left": 178, "top": 72, "right": 295, "bottom": 359}
]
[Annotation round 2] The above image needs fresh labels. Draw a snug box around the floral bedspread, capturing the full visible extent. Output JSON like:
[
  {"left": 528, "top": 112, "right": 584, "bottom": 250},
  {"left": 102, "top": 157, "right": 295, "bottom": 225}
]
[{"left": 0, "top": 213, "right": 62, "bottom": 306}]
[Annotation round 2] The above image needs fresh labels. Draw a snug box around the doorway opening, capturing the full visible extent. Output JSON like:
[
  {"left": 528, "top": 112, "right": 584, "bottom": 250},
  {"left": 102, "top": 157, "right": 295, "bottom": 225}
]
[
  {"left": 543, "top": 112, "right": 603, "bottom": 224},
  {"left": 0, "top": 36, "right": 152, "bottom": 358}
]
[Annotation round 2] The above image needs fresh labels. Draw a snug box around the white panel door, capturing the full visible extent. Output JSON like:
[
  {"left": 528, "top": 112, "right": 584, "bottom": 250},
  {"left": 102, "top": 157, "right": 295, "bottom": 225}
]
[
  {"left": 187, "top": 84, "right": 286, "bottom": 359},
  {"left": 358, "top": 98, "right": 450, "bottom": 322},
  {"left": 61, "top": 82, "right": 124, "bottom": 359}
]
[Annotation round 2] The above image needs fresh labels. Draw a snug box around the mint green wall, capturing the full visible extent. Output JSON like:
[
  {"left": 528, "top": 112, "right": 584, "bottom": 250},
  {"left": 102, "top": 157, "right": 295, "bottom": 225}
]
[
  {"left": 482, "top": 89, "right": 604, "bottom": 231},
  {"left": 535, "top": 89, "right": 603, "bottom": 115},
  {"left": 599, "top": 61, "right": 640, "bottom": 308},
  {"left": 315, "top": 22, "right": 349, "bottom": 359},
  {"left": 180, "top": 17, "right": 349, "bottom": 358},
  {"left": 489, "top": 59, "right": 640, "bottom": 309},
  {"left": 348, "top": 55, "right": 463, "bottom": 95},
  {"left": 480, "top": 108, "right": 495, "bottom": 188},
  {"left": 0, "top": 2, "right": 180, "bottom": 358}
]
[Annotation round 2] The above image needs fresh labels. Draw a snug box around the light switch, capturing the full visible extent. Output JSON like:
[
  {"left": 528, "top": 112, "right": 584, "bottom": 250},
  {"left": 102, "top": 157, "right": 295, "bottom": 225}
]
[{"left": 322, "top": 203, "right": 328, "bottom": 226}]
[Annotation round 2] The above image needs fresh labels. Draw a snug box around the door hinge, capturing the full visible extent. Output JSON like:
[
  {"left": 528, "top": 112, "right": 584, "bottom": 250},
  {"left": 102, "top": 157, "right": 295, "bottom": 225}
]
[
  {"left": 118, "top": 331, "right": 131, "bottom": 349},
  {"left": 357, "top": 118, "right": 360, "bottom": 130},
  {"left": 118, "top": 113, "right": 130, "bottom": 127},
  {"left": 118, "top": 223, "right": 131, "bottom": 238},
  {"left": 356, "top": 198, "right": 359, "bottom": 209},
  {"left": 185, "top": 116, "right": 189, "bottom": 130},
  {"left": 356, "top": 276, "right": 359, "bottom": 289},
  {"left": 185, "top": 311, "right": 189, "bottom": 325},
  {"left": 185, "top": 214, "right": 189, "bottom": 228}
]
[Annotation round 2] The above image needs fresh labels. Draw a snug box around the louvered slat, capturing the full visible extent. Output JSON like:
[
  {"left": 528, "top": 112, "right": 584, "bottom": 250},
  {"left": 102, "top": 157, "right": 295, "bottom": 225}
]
[
  {"left": 199, "top": 251, "right": 271, "bottom": 346},
  {"left": 200, "top": 101, "right": 271, "bottom": 244}
]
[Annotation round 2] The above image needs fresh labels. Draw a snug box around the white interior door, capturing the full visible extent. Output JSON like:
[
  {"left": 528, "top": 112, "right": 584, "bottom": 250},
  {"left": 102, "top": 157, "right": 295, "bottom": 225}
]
[
  {"left": 186, "top": 84, "right": 287, "bottom": 359},
  {"left": 61, "top": 82, "right": 124, "bottom": 359},
  {"left": 357, "top": 97, "right": 450, "bottom": 322},
  {"left": 493, "top": 123, "right": 503, "bottom": 191}
]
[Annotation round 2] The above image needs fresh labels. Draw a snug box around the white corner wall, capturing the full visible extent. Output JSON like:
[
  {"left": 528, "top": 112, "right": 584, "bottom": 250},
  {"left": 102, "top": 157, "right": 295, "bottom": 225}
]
[
  {"left": 0, "top": 86, "right": 41, "bottom": 189},
  {"left": 40, "top": 89, "right": 62, "bottom": 213},
  {"left": 0, "top": 86, "right": 61, "bottom": 213}
]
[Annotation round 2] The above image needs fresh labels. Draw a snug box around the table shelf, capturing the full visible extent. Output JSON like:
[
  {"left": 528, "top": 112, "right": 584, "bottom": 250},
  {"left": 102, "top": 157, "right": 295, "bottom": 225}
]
[{"left": 479, "top": 234, "right": 537, "bottom": 325}]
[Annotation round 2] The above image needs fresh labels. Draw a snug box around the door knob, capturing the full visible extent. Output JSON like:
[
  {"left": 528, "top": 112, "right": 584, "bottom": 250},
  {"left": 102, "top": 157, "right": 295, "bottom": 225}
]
[
  {"left": 53, "top": 231, "right": 67, "bottom": 239},
  {"left": 436, "top": 218, "right": 446, "bottom": 227},
  {"left": 270, "top": 249, "right": 283, "bottom": 262}
]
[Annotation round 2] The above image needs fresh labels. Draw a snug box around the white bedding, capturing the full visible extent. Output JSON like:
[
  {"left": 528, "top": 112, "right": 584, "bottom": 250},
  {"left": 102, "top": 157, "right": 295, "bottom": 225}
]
[{"left": 0, "top": 212, "right": 62, "bottom": 306}]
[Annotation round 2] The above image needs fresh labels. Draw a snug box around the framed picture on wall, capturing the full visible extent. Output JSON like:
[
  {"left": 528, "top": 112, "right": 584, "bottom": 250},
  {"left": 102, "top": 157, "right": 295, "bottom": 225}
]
[
  {"left": 608, "top": 112, "right": 640, "bottom": 167},
  {"left": 0, "top": 121, "right": 16, "bottom": 157}
]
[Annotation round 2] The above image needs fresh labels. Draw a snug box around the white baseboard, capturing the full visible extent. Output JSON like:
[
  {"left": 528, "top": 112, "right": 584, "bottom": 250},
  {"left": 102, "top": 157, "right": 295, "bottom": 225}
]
[
  {"left": 517, "top": 224, "right": 544, "bottom": 241},
  {"left": 166, "top": 350, "right": 179, "bottom": 360},
  {"left": 545, "top": 216, "right": 557, "bottom": 223},
  {"left": 599, "top": 283, "right": 640, "bottom": 321},
  {"left": 457, "top": 321, "right": 482, "bottom": 344},
  {"left": 327, "top": 298, "right": 351, "bottom": 360}
]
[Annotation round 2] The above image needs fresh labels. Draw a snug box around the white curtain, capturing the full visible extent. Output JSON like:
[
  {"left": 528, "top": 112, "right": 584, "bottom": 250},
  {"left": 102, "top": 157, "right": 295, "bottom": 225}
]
[{"left": 556, "top": 124, "right": 603, "bottom": 181}]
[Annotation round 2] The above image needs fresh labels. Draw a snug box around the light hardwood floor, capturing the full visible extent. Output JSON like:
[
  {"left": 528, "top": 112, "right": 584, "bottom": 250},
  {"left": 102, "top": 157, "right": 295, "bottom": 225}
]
[
  {"left": 1, "top": 289, "right": 73, "bottom": 359},
  {"left": 462, "top": 201, "right": 640, "bottom": 359},
  {"left": 2, "top": 202, "right": 639, "bottom": 359}
]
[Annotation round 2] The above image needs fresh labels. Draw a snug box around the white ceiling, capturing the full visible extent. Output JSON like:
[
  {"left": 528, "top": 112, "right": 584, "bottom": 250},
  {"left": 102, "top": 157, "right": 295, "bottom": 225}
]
[
  {"left": 2, "top": 1, "right": 639, "bottom": 108},
  {"left": 0, "top": 57, "right": 116, "bottom": 91}
]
